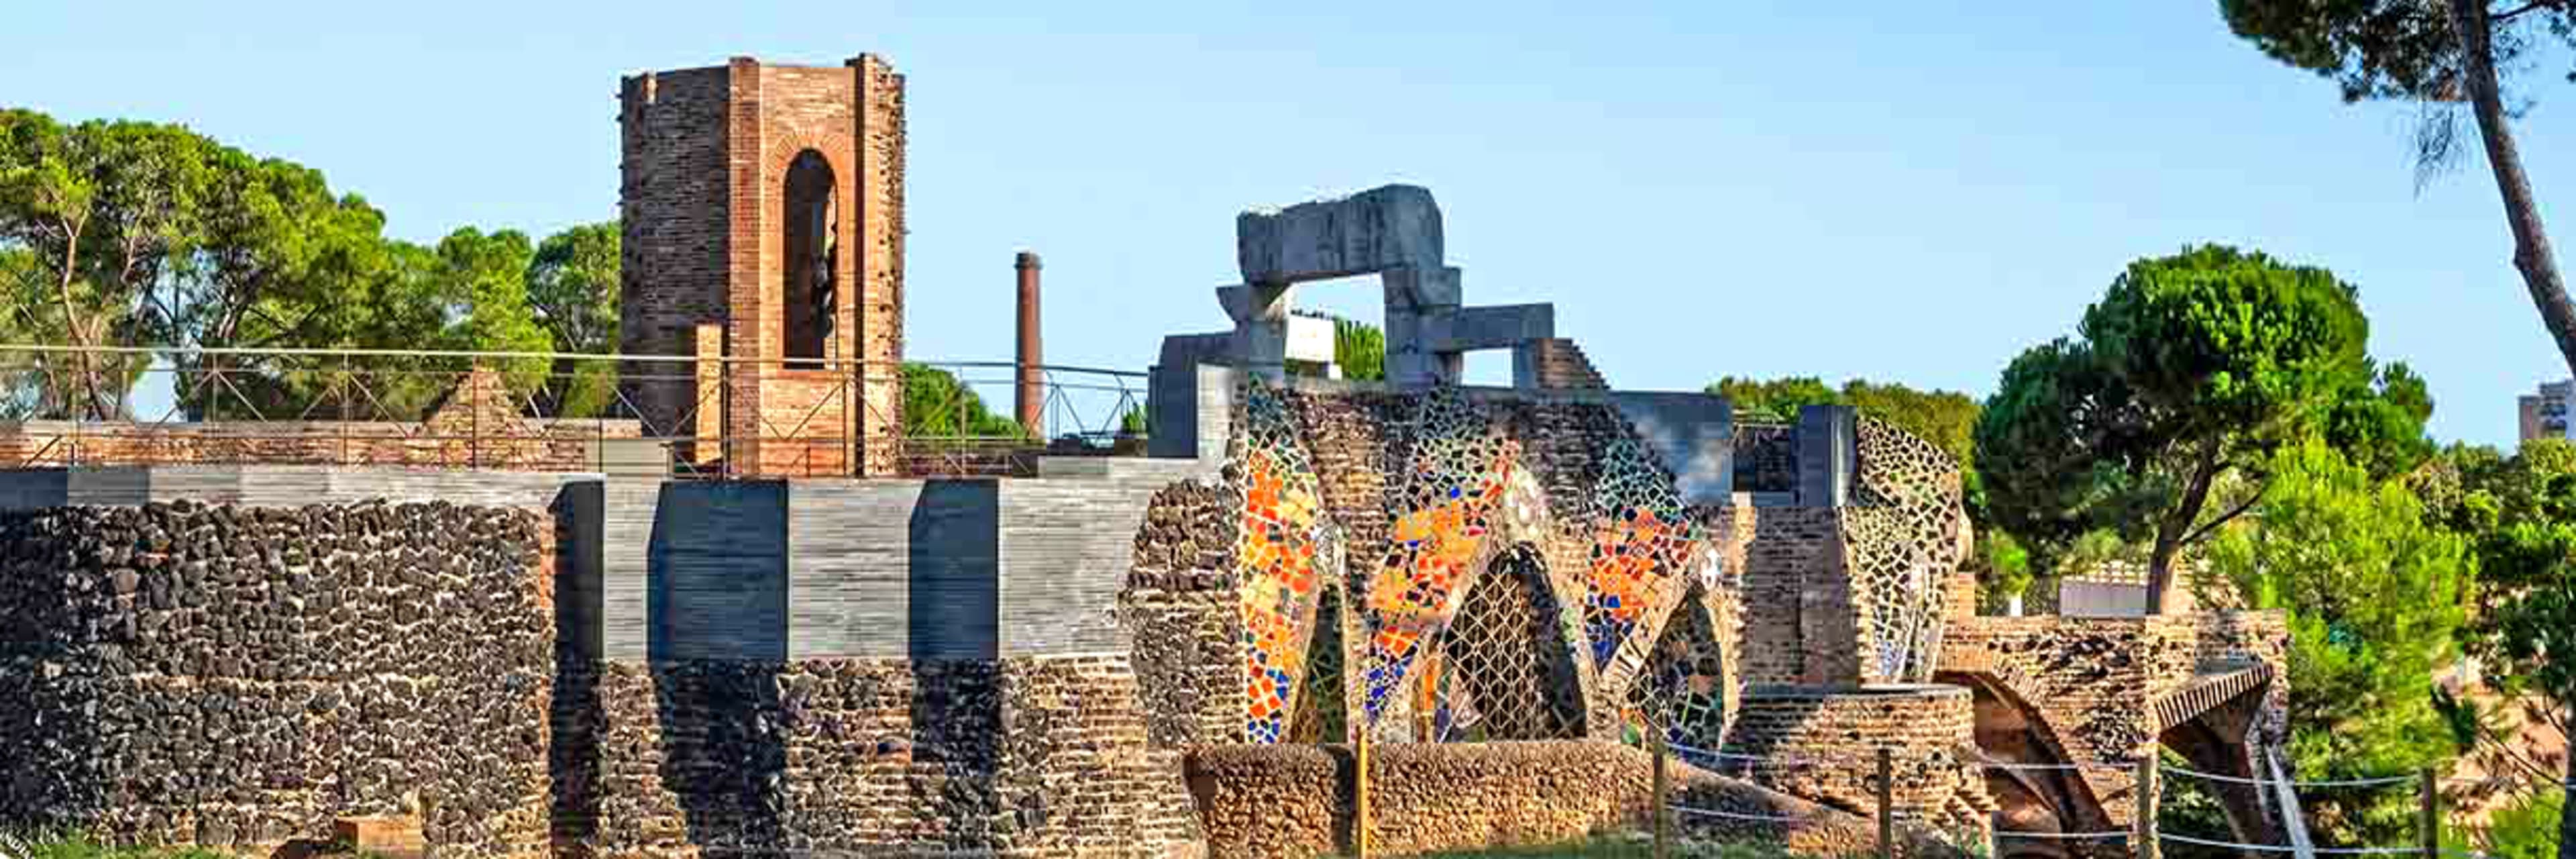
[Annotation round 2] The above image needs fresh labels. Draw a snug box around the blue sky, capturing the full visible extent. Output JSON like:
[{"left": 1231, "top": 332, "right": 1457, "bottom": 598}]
[{"left": 2, "top": 1, "right": 2562, "bottom": 446}]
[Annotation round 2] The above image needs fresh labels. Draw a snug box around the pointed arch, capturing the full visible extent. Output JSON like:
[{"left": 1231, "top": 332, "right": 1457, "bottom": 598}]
[{"left": 1436, "top": 542, "right": 1587, "bottom": 740}]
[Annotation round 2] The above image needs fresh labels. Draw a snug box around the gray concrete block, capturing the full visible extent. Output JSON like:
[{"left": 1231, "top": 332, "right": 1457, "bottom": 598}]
[
  {"left": 1236, "top": 184, "right": 1444, "bottom": 284},
  {"left": 1609, "top": 391, "right": 1735, "bottom": 505}
]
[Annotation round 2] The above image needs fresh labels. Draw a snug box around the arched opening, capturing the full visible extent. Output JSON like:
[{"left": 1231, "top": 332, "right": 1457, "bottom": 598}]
[
  {"left": 1626, "top": 589, "right": 1730, "bottom": 750},
  {"left": 1438, "top": 543, "right": 1586, "bottom": 741},
  {"left": 782, "top": 150, "right": 837, "bottom": 366}
]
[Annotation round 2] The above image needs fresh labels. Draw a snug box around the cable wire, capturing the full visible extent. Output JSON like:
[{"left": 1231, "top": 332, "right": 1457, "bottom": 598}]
[
  {"left": 2157, "top": 832, "right": 2420, "bottom": 856},
  {"left": 1993, "top": 830, "right": 2131, "bottom": 840},
  {"left": 2164, "top": 764, "right": 2420, "bottom": 789},
  {"left": 1667, "top": 805, "right": 1805, "bottom": 825}
]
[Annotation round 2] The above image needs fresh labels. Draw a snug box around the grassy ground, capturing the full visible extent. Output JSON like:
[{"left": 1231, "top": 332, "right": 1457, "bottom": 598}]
[{"left": 0, "top": 833, "right": 231, "bottom": 859}]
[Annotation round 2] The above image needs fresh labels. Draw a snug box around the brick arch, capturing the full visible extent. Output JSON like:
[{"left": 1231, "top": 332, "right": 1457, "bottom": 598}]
[
  {"left": 758, "top": 136, "right": 858, "bottom": 364},
  {"left": 1935, "top": 669, "right": 2120, "bottom": 839}
]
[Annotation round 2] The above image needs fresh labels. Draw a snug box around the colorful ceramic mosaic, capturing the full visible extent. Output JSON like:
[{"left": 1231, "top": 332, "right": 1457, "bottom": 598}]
[
  {"left": 1580, "top": 436, "right": 1701, "bottom": 668},
  {"left": 1624, "top": 593, "right": 1731, "bottom": 750},
  {"left": 1359, "top": 391, "right": 1518, "bottom": 723},
  {"left": 1845, "top": 416, "right": 1968, "bottom": 683},
  {"left": 1232, "top": 381, "right": 1342, "bottom": 743}
]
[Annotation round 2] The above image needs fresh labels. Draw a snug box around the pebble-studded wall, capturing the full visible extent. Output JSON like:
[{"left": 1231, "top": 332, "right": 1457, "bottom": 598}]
[
  {"left": 0, "top": 501, "right": 555, "bottom": 856},
  {"left": 549, "top": 656, "right": 1203, "bottom": 858}
]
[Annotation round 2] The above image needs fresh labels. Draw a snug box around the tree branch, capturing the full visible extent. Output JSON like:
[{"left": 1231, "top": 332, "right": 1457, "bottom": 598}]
[
  {"left": 2492, "top": 0, "right": 2566, "bottom": 23},
  {"left": 2182, "top": 488, "right": 2264, "bottom": 547}
]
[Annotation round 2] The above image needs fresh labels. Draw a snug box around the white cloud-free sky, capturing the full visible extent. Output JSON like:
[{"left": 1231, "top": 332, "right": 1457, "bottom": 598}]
[{"left": 3, "top": 1, "right": 2564, "bottom": 446}]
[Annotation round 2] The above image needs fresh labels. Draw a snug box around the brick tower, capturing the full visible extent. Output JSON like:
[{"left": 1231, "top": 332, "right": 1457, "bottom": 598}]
[{"left": 618, "top": 55, "right": 906, "bottom": 476}]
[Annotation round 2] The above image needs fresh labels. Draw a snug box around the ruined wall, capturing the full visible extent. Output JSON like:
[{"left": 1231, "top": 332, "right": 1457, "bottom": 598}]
[
  {"left": 0, "top": 501, "right": 553, "bottom": 856},
  {"left": 552, "top": 655, "right": 1201, "bottom": 858},
  {"left": 619, "top": 56, "right": 905, "bottom": 477}
]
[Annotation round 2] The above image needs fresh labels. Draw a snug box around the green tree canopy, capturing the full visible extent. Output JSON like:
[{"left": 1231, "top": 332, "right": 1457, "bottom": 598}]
[
  {"left": 2210, "top": 439, "right": 2473, "bottom": 846},
  {"left": 1975, "top": 245, "right": 2416, "bottom": 613},
  {"left": 1334, "top": 317, "right": 1385, "bottom": 382}
]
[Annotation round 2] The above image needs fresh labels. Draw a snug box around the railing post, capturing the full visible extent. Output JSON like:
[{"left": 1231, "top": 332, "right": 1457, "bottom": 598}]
[
  {"left": 1354, "top": 730, "right": 1371, "bottom": 859},
  {"left": 2135, "top": 754, "right": 2160, "bottom": 859},
  {"left": 1653, "top": 730, "right": 1670, "bottom": 859},
  {"left": 2418, "top": 766, "right": 2438, "bottom": 859},
  {"left": 1876, "top": 747, "right": 1895, "bottom": 859}
]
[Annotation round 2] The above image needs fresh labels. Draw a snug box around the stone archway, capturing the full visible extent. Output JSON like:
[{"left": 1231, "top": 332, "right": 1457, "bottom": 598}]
[{"left": 1938, "top": 670, "right": 2117, "bottom": 856}]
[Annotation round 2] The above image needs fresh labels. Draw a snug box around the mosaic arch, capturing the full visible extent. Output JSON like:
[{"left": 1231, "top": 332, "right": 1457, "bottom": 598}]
[
  {"left": 1231, "top": 381, "right": 1345, "bottom": 744},
  {"left": 1358, "top": 390, "right": 1544, "bottom": 725},
  {"left": 1623, "top": 581, "right": 1737, "bottom": 751},
  {"left": 1212, "top": 381, "right": 1743, "bottom": 744},
  {"left": 1429, "top": 542, "right": 1588, "bottom": 742},
  {"left": 1844, "top": 416, "right": 1970, "bottom": 683}
]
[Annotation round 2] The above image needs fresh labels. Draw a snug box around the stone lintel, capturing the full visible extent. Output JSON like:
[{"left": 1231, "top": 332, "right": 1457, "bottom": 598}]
[{"left": 1236, "top": 184, "right": 1444, "bottom": 285}]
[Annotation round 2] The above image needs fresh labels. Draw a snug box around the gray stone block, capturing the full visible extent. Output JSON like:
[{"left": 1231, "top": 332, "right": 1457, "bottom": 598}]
[{"left": 1236, "top": 184, "right": 1444, "bottom": 284}]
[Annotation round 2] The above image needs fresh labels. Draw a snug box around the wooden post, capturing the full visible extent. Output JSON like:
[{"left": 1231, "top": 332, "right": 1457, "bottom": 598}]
[
  {"left": 1653, "top": 731, "right": 1670, "bottom": 859},
  {"left": 2418, "top": 766, "right": 2438, "bottom": 859},
  {"left": 2135, "top": 755, "right": 2161, "bottom": 859},
  {"left": 1354, "top": 731, "right": 1371, "bottom": 859},
  {"left": 1876, "top": 748, "right": 1894, "bottom": 859}
]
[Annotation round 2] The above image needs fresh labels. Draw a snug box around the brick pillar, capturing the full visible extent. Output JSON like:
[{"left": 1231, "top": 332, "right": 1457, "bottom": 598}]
[{"left": 1015, "top": 251, "right": 1044, "bottom": 437}]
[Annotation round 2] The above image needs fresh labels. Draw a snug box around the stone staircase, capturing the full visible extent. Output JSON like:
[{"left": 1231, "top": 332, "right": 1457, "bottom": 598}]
[{"left": 1529, "top": 338, "right": 1608, "bottom": 390}]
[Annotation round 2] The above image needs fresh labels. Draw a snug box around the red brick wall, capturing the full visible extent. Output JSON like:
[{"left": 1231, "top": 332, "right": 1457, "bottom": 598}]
[{"left": 619, "top": 56, "right": 906, "bottom": 478}]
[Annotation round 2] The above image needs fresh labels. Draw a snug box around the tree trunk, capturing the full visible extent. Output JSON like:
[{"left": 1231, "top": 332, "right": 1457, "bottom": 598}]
[
  {"left": 50, "top": 223, "right": 109, "bottom": 420},
  {"left": 2450, "top": 0, "right": 2576, "bottom": 379},
  {"left": 2146, "top": 438, "right": 2223, "bottom": 615}
]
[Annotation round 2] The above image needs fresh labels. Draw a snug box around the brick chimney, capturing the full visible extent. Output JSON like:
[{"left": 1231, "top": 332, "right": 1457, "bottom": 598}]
[{"left": 1015, "top": 251, "right": 1043, "bottom": 436}]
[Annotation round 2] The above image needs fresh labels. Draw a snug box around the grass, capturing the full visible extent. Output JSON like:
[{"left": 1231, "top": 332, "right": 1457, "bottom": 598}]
[{"left": 0, "top": 832, "right": 231, "bottom": 859}]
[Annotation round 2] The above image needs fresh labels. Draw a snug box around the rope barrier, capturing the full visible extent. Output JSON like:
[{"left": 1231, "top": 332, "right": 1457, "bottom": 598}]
[
  {"left": 1978, "top": 760, "right": 2133, "bottom": 773},
  {"left": 1667, "top": 804, "right": 1806, "bottom": 825},
  {"left": 1993, "top": 830, "right": 2131, "bottom": 840},
  {"left": 1666, "top": 742, "right": 1849, "bottom": 768},
  {"left": 2164, "top": 764, "right": 2420, "bottom": 789},
  {"left": 2156, "top": 832, "right": 2421, "bottom": 856}
]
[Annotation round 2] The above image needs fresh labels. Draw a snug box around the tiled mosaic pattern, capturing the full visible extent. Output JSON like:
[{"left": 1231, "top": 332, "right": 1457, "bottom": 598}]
[
  {"left": 1844, "top": 416, "right": 1968, "bottom": 683},
  {"left": 1624, "top": 591, "right": 1732, "bottom": 750},
  {"left": 1210, "top": 383, "right": 1746, "bottom": 743},
  {"left": 1360, "top": 391, "right": 1519, "bottom": 723},
  {"left": 1232, "top": 381, "right": 1344, "bottom": 743},
  {"left": 1580, "top": 437, "right": 1703, "bottom": 669}
]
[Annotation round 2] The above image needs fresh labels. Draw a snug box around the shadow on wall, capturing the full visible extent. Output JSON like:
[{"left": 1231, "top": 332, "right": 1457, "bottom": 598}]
[{"left": 548, "top": 478, "right": 1020, "bottom": 852}]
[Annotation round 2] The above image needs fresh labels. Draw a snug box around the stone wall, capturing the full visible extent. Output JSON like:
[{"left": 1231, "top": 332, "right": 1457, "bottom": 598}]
[
  {"left": 1118, "top": 479, "right": 1244, "bottom": 748},
  {"left": 551, "top": 654, "right": 1200, "bottom": 858},
  {"left": 1720, "top": 685, "right": 1993, "bottom": 840},
  {"left": 0, "top": 500, "right": 554, "bottom": 856},
  {"left": 1732, "top": 423, "right": 1796, "bottom": 493},
  {"left": 1187, "top": 740, "right": 1953, "bottom": 858}
]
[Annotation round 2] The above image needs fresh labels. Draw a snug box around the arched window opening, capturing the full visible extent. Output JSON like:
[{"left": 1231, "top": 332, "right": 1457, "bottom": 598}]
[{"left": 783, "top": 150, "right": 837, "bottom": 366}]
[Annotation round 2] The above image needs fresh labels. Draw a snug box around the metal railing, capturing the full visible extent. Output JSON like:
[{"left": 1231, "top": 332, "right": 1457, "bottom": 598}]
[{"left": 0, "top": 344, "right": 1149, "bottom": 478}]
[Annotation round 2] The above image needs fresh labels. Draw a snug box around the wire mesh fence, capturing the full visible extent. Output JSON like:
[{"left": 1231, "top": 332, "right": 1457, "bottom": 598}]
[{"left": 0, "top": 344, "right": 1150, "bottom": 478}]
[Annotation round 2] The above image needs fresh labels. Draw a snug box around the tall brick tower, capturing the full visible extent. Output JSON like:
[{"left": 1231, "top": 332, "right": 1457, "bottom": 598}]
[{"left": 618, "top": 55, "right": 906, "bottom": 476}]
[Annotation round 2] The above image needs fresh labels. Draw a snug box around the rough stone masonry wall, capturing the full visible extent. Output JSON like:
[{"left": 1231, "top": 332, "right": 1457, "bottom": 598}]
[
  {"left": 1723, "top": 686, "right": 1994, "bottom": 841},
  {"left": 0, "top": 501, "right": 553, "bottom": 856},
  {"left": 1187, "top": 740, "right": 1949, "bottom": 858},
  {"left": 1118, "top": 479, "right": 1246, "bottom": 748},
  {"left": 551, "top": 656, "right": 1200, "bottom": 858}
]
